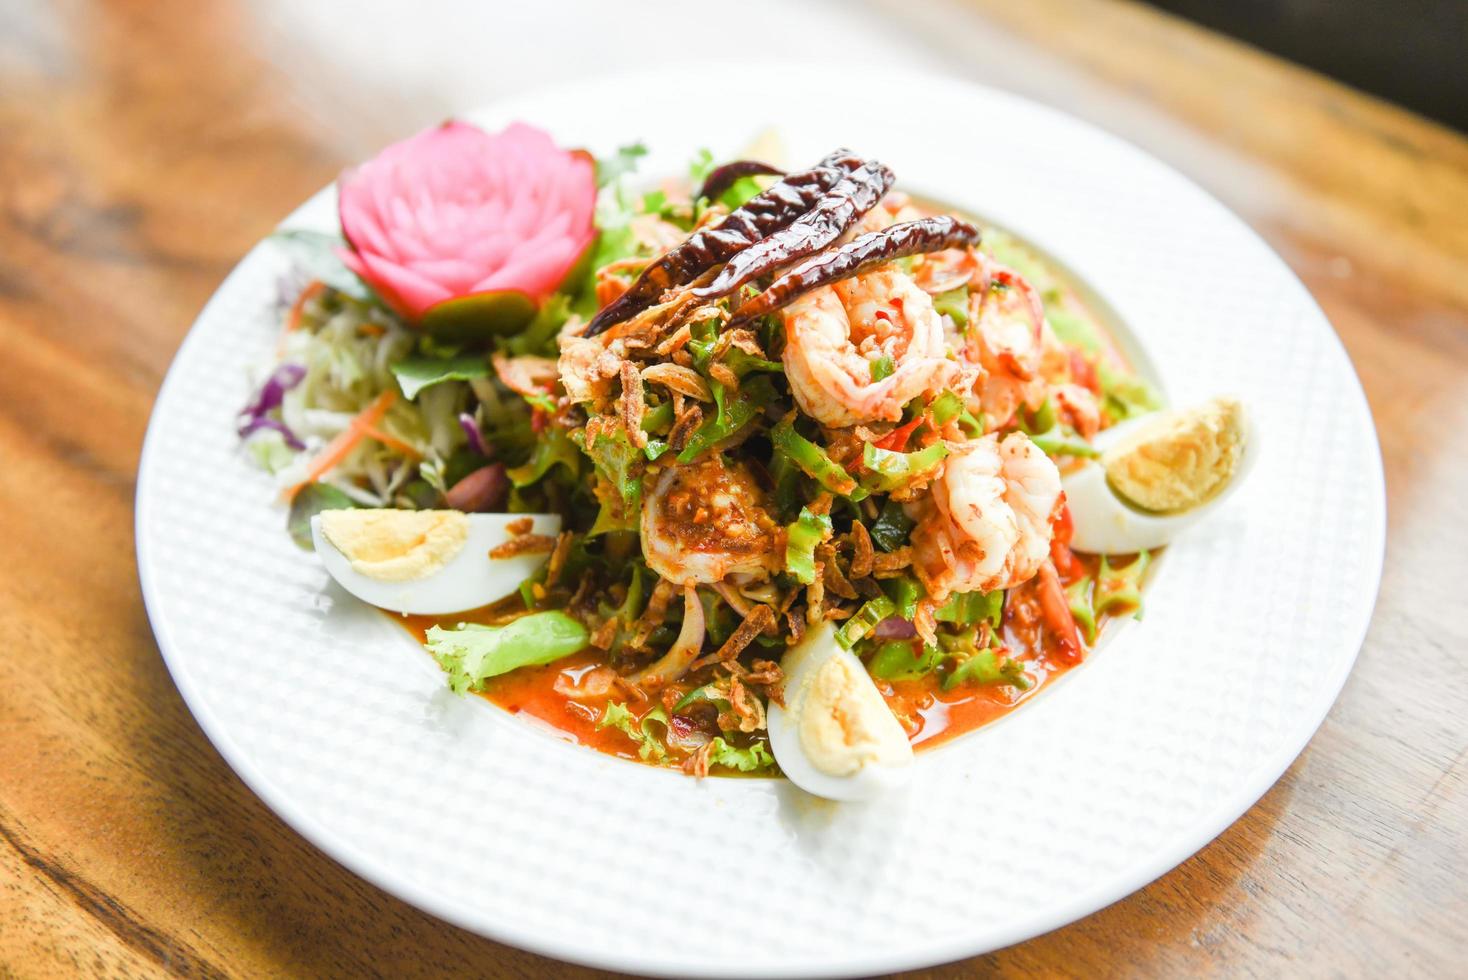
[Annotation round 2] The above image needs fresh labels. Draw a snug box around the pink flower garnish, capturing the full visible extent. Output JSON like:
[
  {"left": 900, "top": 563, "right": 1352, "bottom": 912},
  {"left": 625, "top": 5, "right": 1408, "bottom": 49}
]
[{"left": 337, "top": 120, "right": 596, "bottom": 326}]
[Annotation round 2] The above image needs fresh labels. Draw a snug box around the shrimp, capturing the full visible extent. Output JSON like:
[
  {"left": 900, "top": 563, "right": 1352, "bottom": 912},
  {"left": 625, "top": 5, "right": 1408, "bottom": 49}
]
[
  {"left": 909, "top": 432, "right": 1062, "bottom": 602},
  {"left": 962, "top": 255, "right": 1048, "bottom": 429},
  {"left": 641, "top": 455, "right": 782, "bottom": 585},
  {"left": 781, "top": 268, "right": 956, "bottom": 428}
]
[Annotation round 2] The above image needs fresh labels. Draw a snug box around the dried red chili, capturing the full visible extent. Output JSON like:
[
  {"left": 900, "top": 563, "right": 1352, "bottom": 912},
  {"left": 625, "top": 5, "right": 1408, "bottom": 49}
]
[
  {"left": 727, "top": 215, "right": 982, "bottom": 326},
  {"left": 692, "top": 160, "right": 896, "bottom": 301},
  {"left": 584, "top": 150, "right": 864, "bottom": 337},
  {"left": 697, "top": 160, "right": 785, "bottom": 201}
]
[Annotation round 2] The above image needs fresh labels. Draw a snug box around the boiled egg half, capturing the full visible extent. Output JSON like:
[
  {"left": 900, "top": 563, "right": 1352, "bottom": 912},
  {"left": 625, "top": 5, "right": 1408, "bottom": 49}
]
[
  {"left": 311, "top": 508, "right": 560, "bottom": 615},
  {"left": 1064, "top": 397, "right": 1257, "bottom": 554},
  {"left": 767, "top": 621, "right": 914, "bottom": 801}
]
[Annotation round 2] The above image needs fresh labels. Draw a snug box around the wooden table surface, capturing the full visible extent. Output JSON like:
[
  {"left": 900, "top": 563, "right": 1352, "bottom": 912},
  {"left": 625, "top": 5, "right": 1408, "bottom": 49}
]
[{"left": 2, "top": 0, "right": 1465, "bottom": 975}]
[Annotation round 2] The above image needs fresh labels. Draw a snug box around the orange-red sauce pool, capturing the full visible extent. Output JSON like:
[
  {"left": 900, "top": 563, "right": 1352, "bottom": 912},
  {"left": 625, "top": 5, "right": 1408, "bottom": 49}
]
[{"left": 396, "top": 548, "right": 1114, "bottom": 765}]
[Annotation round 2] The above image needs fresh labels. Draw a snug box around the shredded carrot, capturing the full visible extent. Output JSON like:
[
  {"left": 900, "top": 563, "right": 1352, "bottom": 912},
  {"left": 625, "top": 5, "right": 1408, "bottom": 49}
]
[
  {"left": 276, "top": 280, "right": 327, "bottom": 356},
  {"left": 358, "top": 424, "right": 420, "bottom": 458},
  {"left": 281, "top": 390, "right": 398, "bottom": 501},
  {"left": 357, "top": 323, "right": 386, "bottom": 337},
  {"left": 287, "top": 281, "right": 327, "bottom": 332}
]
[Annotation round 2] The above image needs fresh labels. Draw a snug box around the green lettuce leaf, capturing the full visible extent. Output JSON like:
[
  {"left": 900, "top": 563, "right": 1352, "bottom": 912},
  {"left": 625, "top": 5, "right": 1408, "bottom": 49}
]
[
  {"left": 286, "top": 482, "right": 355, "bottom": 550},
  {"left": 426, "top": 612, "right": 589, "bottom": 694},
  {"left": 391, "top": 351, "right": 489, "bottom": 400},
  {"left": 677, "top": 376, "right": 777, "bottom": 463},
  {"left": 506, "top": 428, "right": 581, "bottom": 487},
  {"left": 704, "top": 737, "right": 775, "bottom": 773},
  {"left": 597, "top": 702, "right": 670, "bottom": 761}
]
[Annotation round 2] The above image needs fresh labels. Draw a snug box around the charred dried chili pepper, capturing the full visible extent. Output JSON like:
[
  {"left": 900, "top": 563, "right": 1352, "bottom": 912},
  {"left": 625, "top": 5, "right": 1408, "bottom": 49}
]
[
  {"left": 727, "top": 216, "right": 981, "bottom": 327},
  {"left": 697, "top": 160, "right": 785, "bottom": 202},
  {"left": 692, "top": 160, "right": 896, "bottom": 302},
  {"left": 584, "top": 150, "right": 864, "bottom": 337}
]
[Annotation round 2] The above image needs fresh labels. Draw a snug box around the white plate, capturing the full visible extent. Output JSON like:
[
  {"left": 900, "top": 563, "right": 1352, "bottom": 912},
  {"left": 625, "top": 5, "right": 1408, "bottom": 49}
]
[{"left": 136, "top": 67, "right": 1384, "bottom": 977}]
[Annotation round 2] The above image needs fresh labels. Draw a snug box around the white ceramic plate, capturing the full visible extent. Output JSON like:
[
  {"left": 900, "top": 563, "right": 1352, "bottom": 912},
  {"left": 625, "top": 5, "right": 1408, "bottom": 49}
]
[{"left": 137, "top": 67, "right": 1384, "bottom": 977}]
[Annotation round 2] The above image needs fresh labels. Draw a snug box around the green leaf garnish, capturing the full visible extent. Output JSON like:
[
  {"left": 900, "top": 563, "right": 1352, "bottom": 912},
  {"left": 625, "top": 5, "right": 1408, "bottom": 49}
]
[{"left": 425, "top": 612, "right": 589, "bottom": 694}]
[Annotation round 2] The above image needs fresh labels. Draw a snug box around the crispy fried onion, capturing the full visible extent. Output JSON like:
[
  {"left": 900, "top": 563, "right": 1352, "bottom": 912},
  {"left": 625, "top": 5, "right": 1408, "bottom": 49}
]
[
  {"left": 619, "top": 359, "right": 646, "bottom": 448},
  {"left": 491, "top": 352, "right": 557, "bottom": 397},
  {"left": 630, "top": 577, "right": 678, "bottom": 650},
  {"left": 641, "top": 363, "right": 712, "bottom": 401},
  {"left": 488, "top": 534, "right": 556, "bottom": 559}
]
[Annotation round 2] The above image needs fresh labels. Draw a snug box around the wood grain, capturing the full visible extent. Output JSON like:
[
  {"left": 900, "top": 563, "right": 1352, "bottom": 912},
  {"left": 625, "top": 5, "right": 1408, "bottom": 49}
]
[{"left": 1, "top": 0, "right": 1464, "bottom": 976}]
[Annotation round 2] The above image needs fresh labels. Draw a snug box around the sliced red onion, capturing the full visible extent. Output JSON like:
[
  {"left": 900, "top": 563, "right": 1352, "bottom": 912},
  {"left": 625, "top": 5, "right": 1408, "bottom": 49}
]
[
  {"left": 444, "top": 463, "right": 506, "bottom": 513},
  {"left": 458, "top": 411, "right": 490, "bottom": 456},
  {"left": 873, "top": 616, "right": 917, "bottom": 640}
]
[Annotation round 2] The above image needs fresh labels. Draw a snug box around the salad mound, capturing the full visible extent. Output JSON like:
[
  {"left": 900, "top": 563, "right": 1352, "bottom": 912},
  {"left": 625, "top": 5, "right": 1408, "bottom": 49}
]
[{"left": 242, "top": 123, "right": 1166, "bottom": 780}]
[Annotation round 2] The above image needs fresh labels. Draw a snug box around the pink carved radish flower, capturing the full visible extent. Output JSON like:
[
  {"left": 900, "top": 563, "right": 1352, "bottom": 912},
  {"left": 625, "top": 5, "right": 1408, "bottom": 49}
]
[{"left": 337, "top": 120, "right": 596, "bottom": 335}]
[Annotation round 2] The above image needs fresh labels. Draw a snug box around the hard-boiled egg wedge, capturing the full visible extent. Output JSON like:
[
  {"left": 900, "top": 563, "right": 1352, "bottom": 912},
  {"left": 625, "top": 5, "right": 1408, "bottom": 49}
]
[
  {"left": 1064, "top": 397, "right": 1258, "bottom": 554},
  {"left": 766, "top": 621, "right": 914, "bottom": 802},
  {"left": 310, "top": 509, "right": 561, "bottom": 615}
]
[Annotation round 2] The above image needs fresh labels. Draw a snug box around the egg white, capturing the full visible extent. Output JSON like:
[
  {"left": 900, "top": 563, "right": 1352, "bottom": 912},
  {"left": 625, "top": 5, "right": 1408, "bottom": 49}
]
[
  {"left": 311, "top": 512, "right": 561, "bottom": 615},
  {"left": 767, "top": 621, "right": 914, "bottom": 802},
  {"left": 1064, "top": 405, "right": 1259, "bottom": 554}
]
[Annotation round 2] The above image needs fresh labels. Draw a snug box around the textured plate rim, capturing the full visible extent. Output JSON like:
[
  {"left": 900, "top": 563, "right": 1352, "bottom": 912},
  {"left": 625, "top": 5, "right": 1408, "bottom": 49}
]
[{"left": 136, "top": 65, "right": 1386, "bottom": 978}]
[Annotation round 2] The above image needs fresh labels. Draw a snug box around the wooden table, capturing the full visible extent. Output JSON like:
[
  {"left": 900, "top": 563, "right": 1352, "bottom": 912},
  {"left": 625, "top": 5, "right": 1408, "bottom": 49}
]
[{"left": 2, "top": 0, "right": 1464, "bottom": 975}]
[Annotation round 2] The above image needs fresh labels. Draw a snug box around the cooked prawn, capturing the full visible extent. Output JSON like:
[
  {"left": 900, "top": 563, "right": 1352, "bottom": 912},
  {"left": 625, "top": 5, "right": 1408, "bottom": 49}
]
[
  {"left": 781, "top": 268, "right": 956, "bottom": 428},
  {"left": 641, "top": 456, "right": 782, "bottom": 585},
  {"left": 962, "top": 254, "right": 1048, "bottom": 429},
  {"left": 909, "top": 432, "right": 1062, "bottom": 601}
]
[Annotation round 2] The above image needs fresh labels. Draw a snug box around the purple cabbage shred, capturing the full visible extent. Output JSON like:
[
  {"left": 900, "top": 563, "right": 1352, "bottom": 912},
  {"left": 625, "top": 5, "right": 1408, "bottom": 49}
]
[{"left": 239, "top": 363, "right": 307, "bottom": 449}]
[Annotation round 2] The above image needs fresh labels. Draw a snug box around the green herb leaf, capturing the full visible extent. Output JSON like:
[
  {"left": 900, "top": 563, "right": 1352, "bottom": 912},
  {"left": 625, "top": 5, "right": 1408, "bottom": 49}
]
[
  {"left": 286, "top": 482, "right": 356, "bottom": 550},
  {"left": 869, "top": 356, "right": 895, "bottom": 382},
  {"left": 595, "top": 143, "right": 647, "bottom": 188},
  {"left": 391, "top": 352, "right": 489, "bottom": 400},
  {"left": 869, "top": 498, "right": 916, "bottom": 552},
  {"left": 426, "top": 612, "right": 589, "bottom": 694}
]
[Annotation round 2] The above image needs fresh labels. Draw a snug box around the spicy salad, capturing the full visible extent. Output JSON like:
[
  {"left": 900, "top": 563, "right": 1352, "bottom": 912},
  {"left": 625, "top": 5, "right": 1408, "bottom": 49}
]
[{"left": 240, "top": 121, "right": 1249, "bottom": 799}]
